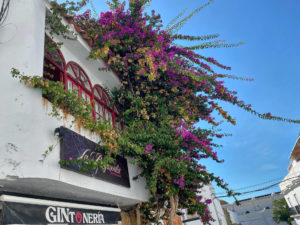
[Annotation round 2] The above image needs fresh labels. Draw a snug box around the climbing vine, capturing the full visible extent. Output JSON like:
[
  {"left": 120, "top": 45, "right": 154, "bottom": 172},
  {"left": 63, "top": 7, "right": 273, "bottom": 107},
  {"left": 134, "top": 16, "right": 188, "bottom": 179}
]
[
  {"left": 12, "top": 0, "right": 300, "bottom": 224},
  {"left": 11, "top": 68, "right": 119, "bottom": 168}
]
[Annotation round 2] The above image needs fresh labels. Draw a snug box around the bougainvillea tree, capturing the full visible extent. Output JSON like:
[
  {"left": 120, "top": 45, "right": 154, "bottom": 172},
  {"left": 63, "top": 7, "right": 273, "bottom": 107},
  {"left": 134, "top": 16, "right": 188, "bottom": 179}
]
[
  {"left": 16, "top": 0, "right": 299, "bottom": 224},
  {"left": 73, "top": 1, "right": 287, "bottom": 223},
  {"left": 73, "top": 3, "right": 226, "bottom": 223}
]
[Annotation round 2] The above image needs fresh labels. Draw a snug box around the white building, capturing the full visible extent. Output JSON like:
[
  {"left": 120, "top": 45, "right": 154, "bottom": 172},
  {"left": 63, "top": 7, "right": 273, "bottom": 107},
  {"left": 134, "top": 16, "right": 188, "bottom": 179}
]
[
  {"left": 279, "top": 136, "right": 300, "bottom": 225},
  {"left": 182, "top": 184, "right": 228, "bottom": 225},
  {"left": 223, "top": 192, "right": 288, "bottom": 225},
  {"left": 0, "top": 0, "right": 149, "bottom": 223}
]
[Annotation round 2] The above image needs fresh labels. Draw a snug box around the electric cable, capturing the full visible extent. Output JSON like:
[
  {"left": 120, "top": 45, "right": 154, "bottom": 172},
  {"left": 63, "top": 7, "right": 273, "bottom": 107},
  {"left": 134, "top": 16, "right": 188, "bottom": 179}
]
[
  {"left": 216, "top": 174, "right": 300, "bottom": 198},
  {"left": 0, "top": 0, "right": 10, "bottom": 26},
  {"left": 215, "top": 176, "right": 284, "bottom": 195},
  {"left": 216, "top": 175, "right": 299, "bottom": 198}
]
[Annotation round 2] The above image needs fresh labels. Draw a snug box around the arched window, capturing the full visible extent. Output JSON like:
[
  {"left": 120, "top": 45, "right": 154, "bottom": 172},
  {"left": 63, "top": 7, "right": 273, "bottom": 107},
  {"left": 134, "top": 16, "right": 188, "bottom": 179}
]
[
  {"left": 113, "top": 104, "right": 122, "bottom": 130},
  {"left": 43, "top": 36, "right": 122, "bottom": 130},
  {"left": 93, "top": 84, "right": 113, "bottom": 123},
  {"left": 93, "top": 85, "right": 122, "bottom": 129},
  {"left": 43, "top": 35, "right": 66, "bottom": 82},
  {"left": 66, "top": 62, "right": 93, "bottom": 104}
]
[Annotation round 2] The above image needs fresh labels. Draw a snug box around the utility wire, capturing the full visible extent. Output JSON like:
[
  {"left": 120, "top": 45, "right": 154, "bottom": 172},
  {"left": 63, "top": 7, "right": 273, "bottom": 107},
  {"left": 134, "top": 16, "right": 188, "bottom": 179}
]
[
  {"left": 216, "top": 175, "right": 300, "bottom": 198},
  {"left": 0, "top": 0, "right": 10, "bottom": 26},
  {"left": 215, "top": 176, "right": 284, "bottom": 195}
]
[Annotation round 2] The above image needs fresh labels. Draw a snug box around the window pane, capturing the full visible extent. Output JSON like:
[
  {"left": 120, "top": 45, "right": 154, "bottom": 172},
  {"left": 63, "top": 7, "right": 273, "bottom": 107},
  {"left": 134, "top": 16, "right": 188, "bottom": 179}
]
[
  {"left": 105, "top": 110, "right": 112, "bottom": 124},
  {"left": 81, "top": 91, "right": 86, "bottom": 99},
  {"left": 67, "top": 65, "right": 76, "bottom": 79},
  {"left": 114, "top": 105, "right": 119, "bottom": 114},
  {"left": 116, "top": 121, "right": 121, "bottom": 130},
  {"left": 105, "top": 110, "right": 108, "bottom": 121},
  {"left": 85, "top": 93, "right": 91, "bottom": 103},
  {"left": 79, "top": 71, "right": 91, "bottom": 91},
  {"left": 109, "top": 113, "right": 112, "bottom": 124},
  {"left": 73, "top": 64, "right": 80, "bottom": 75},
  {"left": 44, "top": 36, "right": 64, "bottom": 69},
  {"left": 74, "top": 85, "right": 78, "bottom": 92},
  {"left": 104, "top": 92, "right": 110, "bottom": 104},
  {"left": 95, "top": 102, "right": 102, "bottom": 113},
  {"left": 87, "top": 95, "right": 91, "bottom": 103},
  {"left": 83, "top": 82, "right": 91, "bottom": 91},
  {"left": 79, "top": 71, "right": 87, "bottom": 81},
  {"left": 67, "top": 80, "right": 73, "bottom": 91},
  {"left": 94, "top": 88, "right": 101, "bottom": 100},
  {"left": 95, "top": 102, "right": 104, "bottom": 122}
]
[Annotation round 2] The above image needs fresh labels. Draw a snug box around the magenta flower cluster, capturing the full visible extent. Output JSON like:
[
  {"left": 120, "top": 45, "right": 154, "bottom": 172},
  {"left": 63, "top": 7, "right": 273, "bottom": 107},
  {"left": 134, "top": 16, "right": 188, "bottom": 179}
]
[{"left": 173, "top": 177, "right": 185, "bottom": 189}]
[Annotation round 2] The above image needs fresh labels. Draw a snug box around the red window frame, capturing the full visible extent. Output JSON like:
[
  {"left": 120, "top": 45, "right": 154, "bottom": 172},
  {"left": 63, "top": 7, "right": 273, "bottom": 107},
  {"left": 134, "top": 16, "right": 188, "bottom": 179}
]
[
  {"left": 44, "top": 35, "right": 67, "bottom": 82},
  {"left": 65, "top": 62, "right": 93, "bottom": 104},
  {"left": 93, "top": 84, "right": 121, "bottom": 128},
  {"left": 43, "top": 37, "right": 122, "bottom": 130}
]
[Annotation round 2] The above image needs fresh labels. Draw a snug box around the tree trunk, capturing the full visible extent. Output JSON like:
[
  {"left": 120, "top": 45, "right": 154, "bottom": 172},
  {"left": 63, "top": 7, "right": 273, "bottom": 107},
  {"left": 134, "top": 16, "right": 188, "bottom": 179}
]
[
  {"left": 167, "top": 195, "right": 179, "bottom": 225},
  {"left": 136, "top": 204, "right": 141, "bottom": 225}
]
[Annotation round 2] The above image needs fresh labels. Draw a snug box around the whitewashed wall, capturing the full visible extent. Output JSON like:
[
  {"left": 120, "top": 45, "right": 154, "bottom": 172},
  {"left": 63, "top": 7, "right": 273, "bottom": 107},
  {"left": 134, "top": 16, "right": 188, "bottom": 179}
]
[
  {"left": 280, "top": 155, "right": 300, "bottom": 224},
  {"left": 0, "top": 0, "right": 149, "bottom": 207},
  {"left": 279, "top": 136, "right": 300, "bottom": 225},
  {"left": 223, "top": 193, "right": 288, "bottom": 225},
  {"left": 183, "top": 184, "right": 227, "bottom": 225},
  {"left": 284, "top": 186, "right": 300, "bottom": 225}
]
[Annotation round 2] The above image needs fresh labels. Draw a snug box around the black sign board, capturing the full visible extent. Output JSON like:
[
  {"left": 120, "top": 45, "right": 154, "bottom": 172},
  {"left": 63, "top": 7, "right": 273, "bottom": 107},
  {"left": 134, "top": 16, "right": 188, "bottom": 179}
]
[
  {"left": 56, "top": 126, "right": 130, "bottom": 188},
  {"left": 2, "top": 201, "right": 121, "bottom": 224}
]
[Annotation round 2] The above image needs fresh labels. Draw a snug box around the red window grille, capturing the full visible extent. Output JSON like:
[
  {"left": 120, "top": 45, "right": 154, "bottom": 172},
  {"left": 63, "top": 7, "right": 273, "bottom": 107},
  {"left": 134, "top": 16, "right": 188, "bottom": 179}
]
[
  {"left": 66, "top": 62, "right": 93, "bottom": 105},
  {"left": 43, "top": 37, "right": 122, "bottom": 130},
  {"left": 43, "top": 35, "right": 66, "bottom": 83},
  {"left": 93, "top": 85, "right": 114, "bottom": 125}
]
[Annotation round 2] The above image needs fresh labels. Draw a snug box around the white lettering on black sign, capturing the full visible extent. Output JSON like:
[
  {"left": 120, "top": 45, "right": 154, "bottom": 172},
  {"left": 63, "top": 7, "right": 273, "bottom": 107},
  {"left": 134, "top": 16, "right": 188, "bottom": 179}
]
[
  {"left": 2, "top": 201, "right": 121, "bottom": 224},
  {"left": 45, "top": 206, "right": 105, "bottom": 224}
]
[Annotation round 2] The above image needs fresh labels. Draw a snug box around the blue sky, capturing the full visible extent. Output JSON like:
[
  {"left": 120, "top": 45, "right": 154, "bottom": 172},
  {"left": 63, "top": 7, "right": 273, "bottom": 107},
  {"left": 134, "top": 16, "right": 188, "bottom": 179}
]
[{"left": 88, "top": 0, "right": 300, "bottom": 202}]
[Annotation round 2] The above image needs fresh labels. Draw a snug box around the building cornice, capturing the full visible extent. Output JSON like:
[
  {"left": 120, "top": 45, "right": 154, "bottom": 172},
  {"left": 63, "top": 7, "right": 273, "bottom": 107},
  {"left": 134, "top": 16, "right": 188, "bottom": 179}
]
[
  {"left": 282, "top": 178, "right": 300, "bottom": 195},
  {"left": 289, "top": 136, "right": 300, "bottom": 160}
]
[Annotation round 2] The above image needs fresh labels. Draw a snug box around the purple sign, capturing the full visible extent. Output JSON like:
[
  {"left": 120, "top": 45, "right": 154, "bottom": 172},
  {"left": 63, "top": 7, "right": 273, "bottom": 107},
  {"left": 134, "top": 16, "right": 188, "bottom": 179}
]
[{"left": 55, "top": 126, "right": 130, "bottom": 188}]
